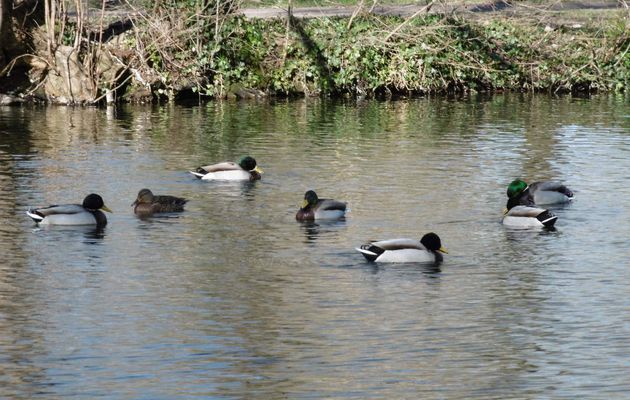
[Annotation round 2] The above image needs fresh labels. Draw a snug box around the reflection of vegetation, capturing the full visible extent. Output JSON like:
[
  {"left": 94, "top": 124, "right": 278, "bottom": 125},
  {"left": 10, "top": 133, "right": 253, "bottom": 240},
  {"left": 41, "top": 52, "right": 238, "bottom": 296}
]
[{"left": 115, "top": 94, "right": 626, "bottom": 157}]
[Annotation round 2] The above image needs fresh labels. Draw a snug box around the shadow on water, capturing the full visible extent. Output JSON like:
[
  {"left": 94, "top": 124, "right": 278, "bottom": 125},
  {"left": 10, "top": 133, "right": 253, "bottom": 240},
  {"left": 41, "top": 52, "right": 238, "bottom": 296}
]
[
  {"left": 192, "top": 178, "right": 260, "bottom": 200},
  {"left": 502, "top": 224, "right": 560, "bottom": 241},
  {"left": 350, "top": 259, "right": 444, "bottom": 288},
  {"left": 133, "top": 212, "right": 187, "bottom": 223},
  {"left": 380, "top": 261, "right": 443, "bottom": 277},
  {"left": 31, "top": 224, "right": 107, "bottom": 244},
  {"left": 298, "top": 219, "right": 348, "bottom": 243}
]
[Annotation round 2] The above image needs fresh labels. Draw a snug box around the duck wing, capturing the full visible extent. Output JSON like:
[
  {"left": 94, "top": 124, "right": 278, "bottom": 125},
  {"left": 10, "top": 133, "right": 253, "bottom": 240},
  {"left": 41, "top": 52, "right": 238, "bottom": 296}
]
[
  {"left": 505, "top": 205, "right": 547, "bottom": 218},
  {"left": 154, "top": 195, "right": 187, "bottom": 206},
  {"left": 356, "top": 238, "right": 426, "bottom": 262},
  {"left": 153, "top": 195, "right": 187, "bottom": 212},
  {"left": 367, "top": 238, "right": 425, "bottom": 251},
  {"left": 198, "top": 162, "right": 241, "bottom": 173},
  {"left": 26, "top": 203, "right": 87, "bottom": 223},
  {"left": 30, "top": 204, "right": 85, "bottom": 217},
  {"left": 190, "top": 162, "right": 244, "bottom": 178},
  {"left": 316, "top": 199, "right": 347, "bottom": 211},
  {"left": 530, "top": 181, "right": 574, "bottom": 197}
]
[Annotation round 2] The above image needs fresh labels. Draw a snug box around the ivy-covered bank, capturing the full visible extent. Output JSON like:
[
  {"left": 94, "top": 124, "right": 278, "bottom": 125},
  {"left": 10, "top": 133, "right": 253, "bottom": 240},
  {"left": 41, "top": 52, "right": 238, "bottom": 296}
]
[
  {"left": 204, "top": 15, "right": 628, "bottom": 98},
  {"left": 0, "top": 5, "right": 628, "bottom": 104}
]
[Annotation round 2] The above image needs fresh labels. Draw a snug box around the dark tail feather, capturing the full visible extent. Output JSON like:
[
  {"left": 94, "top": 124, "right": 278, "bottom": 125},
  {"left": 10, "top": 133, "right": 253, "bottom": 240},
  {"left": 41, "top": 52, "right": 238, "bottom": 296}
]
[
  {"left": 559, "top": 185, "right": 574, "bottom": 198},
  {"left": 189, "top": 168, "right": 207, "bottom": 179},
  {"left": 537, "top": 210, "right": 557, "bottom": 228},
  {"left": 357, "top": 244, "right": 384, "bottom": 262}
]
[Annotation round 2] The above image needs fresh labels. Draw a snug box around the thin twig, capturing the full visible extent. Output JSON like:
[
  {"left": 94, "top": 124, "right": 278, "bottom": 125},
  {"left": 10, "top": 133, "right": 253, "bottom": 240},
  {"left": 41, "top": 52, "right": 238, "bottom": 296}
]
[
  {"left": 0, "top": 54, "right": 52, "bottom": 77},
  {"left": 347, "top": 0, "right": 365, "bottom": 31},
  {"left": 612, "top": 38, "right": 630, "bottom": 67},
  {"left": 90, "top": 71, "right": 133, "bottom": 104},
  {"left": 384, "top": 1, "right": 435, "bottom": 43}
]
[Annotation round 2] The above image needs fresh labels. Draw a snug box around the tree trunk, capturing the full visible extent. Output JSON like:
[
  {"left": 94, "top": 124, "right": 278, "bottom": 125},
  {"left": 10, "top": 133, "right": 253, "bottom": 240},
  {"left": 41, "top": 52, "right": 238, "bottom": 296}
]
[{"left": 0, "top": 0, "right": 14, "bottom": 70}]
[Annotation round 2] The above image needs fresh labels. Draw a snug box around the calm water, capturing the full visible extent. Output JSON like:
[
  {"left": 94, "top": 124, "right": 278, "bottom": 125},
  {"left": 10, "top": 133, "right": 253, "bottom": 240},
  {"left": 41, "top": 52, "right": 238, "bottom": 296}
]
[{"left": 0, "top": 95, "right": 628, "bottom": 399}]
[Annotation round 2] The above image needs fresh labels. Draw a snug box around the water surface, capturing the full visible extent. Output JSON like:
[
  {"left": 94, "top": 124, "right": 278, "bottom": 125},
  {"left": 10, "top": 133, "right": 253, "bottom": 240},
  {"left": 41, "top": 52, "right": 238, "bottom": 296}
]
[{"left": 0, "top": 95, "right": 628, "bottom": 398}]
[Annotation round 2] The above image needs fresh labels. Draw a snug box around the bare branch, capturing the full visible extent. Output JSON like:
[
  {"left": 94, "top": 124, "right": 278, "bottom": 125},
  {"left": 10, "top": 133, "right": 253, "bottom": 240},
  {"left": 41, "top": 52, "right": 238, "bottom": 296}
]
[{"left": 384, "top": 1, "right": 435, "bottom": 43}]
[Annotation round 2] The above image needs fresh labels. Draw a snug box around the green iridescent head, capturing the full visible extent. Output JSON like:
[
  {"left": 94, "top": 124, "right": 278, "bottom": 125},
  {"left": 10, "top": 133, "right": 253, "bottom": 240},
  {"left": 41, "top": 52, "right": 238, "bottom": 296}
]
[
  {"left": 507, "top": 179, "right": 528, "bottom": 198},
  {"left": 302, "top": 190, "right": 319, "bottom": 209},
  {"left": 238, "top": 156, "right": 257, "bottom": 171},
  {"left": 83, "top": 193, "right": 112, "bottom": 213}
]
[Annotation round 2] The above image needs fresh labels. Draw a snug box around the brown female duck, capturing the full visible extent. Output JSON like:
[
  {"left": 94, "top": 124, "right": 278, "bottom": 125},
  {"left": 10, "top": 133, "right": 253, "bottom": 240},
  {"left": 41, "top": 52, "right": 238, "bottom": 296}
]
[{"left": 132, "top": 189, "right": 187, "bottom": 216}]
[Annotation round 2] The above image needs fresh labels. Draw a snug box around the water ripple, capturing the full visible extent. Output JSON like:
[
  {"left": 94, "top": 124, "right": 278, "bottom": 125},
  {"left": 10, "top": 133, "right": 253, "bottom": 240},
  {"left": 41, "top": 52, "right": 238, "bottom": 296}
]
[{"left": 0, "top": 95, "right": 628, "bottom": 399}]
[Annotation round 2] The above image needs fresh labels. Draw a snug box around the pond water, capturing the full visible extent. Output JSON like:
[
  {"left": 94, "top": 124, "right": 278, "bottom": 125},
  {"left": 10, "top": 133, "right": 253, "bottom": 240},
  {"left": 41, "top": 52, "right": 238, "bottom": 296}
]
[{"left": 0, "top": 95, "right": 628, "bottom": 399}]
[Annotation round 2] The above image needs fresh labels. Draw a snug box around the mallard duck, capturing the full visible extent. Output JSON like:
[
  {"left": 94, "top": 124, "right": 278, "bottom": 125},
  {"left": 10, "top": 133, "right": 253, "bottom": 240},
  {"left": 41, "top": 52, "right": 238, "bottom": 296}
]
[
  {"left": 502, "top": 205, "right": 557, "bottom": 229},
  {"left": 295, "top": 190, "right": 347, "bottom": 221},
  {"left": 26, "top": 193, "right": 112, "bottom": 226},
  {"left": 189, "top": 156, "right": 262, "bottom": 181},
  {"left": 132, "top": 188, "right": 187, "bottom": 216},
  {"left": 503, "top": 179, "right": 563, "bottom": 228},
  {"left": 356, "top": 233, "right": 447, "bottom": 263},
  {"left": 507, "top": 179, "right": 574, "bottom": 206}
]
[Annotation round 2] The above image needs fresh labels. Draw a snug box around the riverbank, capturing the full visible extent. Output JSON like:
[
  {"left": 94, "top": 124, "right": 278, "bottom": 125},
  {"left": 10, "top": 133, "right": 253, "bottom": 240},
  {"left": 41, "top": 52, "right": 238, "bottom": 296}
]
[{"left": 0, "top": 1, "right": 628, "bottom": 104}]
